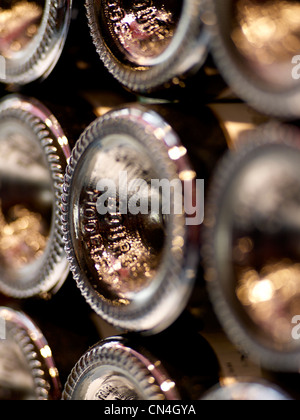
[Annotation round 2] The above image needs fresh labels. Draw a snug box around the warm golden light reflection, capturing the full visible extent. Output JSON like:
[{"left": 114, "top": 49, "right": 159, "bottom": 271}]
[
  {"left": 168, "top": 146, "right": 187, "bottom": 161},
  {"left": 45, "top": 118, "right": 53, "bottom": 128},
  {"left": 0, "top": 309, "right": 12, "bottom": 321},
  {"left": 236, "top": 261, "right": 300, "bottom": 346},
  {"left": 40, "top": 345, "right": 52, "bottom": 359},
  {"left": 86, "top": 210, "right": 159, "bottom": 300},
  {"left": 148, "top": 364, "right": 155, "bottom": 371},
  {"left": 29, "top": 331, "right": 39, "bottom": 341},
  {"left": 95, "top": 107, "right": 113, "bottom": 118},
  {"left": 179, "top": 170, "right": 196, "bottom": 181},
  {"left": 100, "top": 0, "right": 183, "bottom": 65},
  {"left": 49, "top": 367, "right": 59, "bottom": 379},
  {"left": 249, "top": 279, "right": 274, "bottom": 303},
  {"left": 220, "top": 377, "right": 238, "bottom": 387},
  {"left": 160, "top": 380, "right": 176, "bottom": 393},
  {"left": 223, "top": 122, "right": 255, "bottom": 147},
  {"left": 0, "top": 203, "right": 47, "bottom": 270},
  {"left": 0, "top": 1, "right": 44, "bottom": 58},
  {"left": 172, "top": 235, "right": 184, "bottom": 248},
  {"left": 79, "top": 140, "right": 166, "bottom": 304},
  {"left": 58, "top": 136, "right": 69, "bottom": 148},
  {"left": 231, "top": 0, "right": 300, "bottom": 86},
  {"left": 153, "top": 127, "right": 169, "bottom": 141},
  {"left": 0, "top": 114, "right": 54, "bottom": 293}
]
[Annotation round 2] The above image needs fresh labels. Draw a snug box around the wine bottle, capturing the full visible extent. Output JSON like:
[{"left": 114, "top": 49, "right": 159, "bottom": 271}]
[
  {"left": 202, "top": 121, "right": 300, "bottom": 372},
  {"left": 0, "top": 94, "right": 71, "bottom": 298},
  {"left": 201, "top": 378, "right": 292, "bottom": 400},
  {"left": 0, "top": 91, "right": 101, "bottom": 299},
  {"left": 19, "top": 274, "right": 104, "bottom": 391},
  {"left": 0, "top": 306, "right": 61, "bottom": 400},
  {"left": 61, "top": 101, "right": 267, "bottom": 334},
  {"left": 62, "top": 314, "right": 220, "bottom": 400},
  {"left": 85, "top": 0, "right": 229, "bottom": 98},
  {"left": 202, "top": 0, "right": 300, "bottom": 118},
  {"left": 0, "top": 0, "right": 72, "bottom": 86},
  {"left": 0, "top": 0, "right": 132, "bottom": 95}
]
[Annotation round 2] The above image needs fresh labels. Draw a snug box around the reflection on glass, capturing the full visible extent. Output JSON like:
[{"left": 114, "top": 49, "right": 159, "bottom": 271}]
[
  {"left": 84, "top": 372, "right": 140, "bottom": 400},
  {"left": 231, "top": 0, "right": 300, "bottom": 87},
  {"left": 75, "top": 138, "right": 165, "bottom": 306},
  {"left": 202, "top": 380, "right": 291, "bottom": 400},
  {"left": 230, "top": 148, "right": 300, "bottom": 350},
  {"left": 0, "top": 337, "right": 36, "bottom": 400},
  {"left": 0, "top": 118, "right": 53, "bottom": 286},
  {"left": 0, "top": 204, "right": 47, "bottom": 269},
  {"left": 0, "top": 0, "right": 45, "bottom": 58},
  {"left": 100, "top": 0, "right": 183, "bottom": 65},
  {"left": 235, "top": 262, "right": 300, "bottom": 347}
]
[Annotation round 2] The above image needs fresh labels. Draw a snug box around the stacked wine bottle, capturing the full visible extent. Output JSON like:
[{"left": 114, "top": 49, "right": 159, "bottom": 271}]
[{"left": 0, "top": 0, "right": 299, "bottom": 401}]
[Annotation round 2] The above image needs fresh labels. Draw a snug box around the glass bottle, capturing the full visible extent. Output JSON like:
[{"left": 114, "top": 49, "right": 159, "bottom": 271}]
[
  {"left": 201, "top": 378, "right": 292, "bottom": 400},
  {"left": 0, "top": 0, "right": 72, "bottom": 86},
  {"left": 0, "top": 306, "right": 61, "bottom": 400},
  {"left": 62, "top": 314, "right": 220, "bottom": 400},
  {"left": 202, "top": 121, "right": 300, "bottom": 372},
  {"left": 85, "top": 0, "right": 228, "bottom": 98},
  {"left": 203, "top": 0, "right": 300, "bottom": 118},
  {"left": 61, "top": 101, "right": 266, "bottom": 334},
  {"left": 0, "top": 94, "right": 72, "bottom": 298}
]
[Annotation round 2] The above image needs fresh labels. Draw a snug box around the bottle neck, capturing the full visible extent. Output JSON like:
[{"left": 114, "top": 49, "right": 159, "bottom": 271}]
[{"left": 88, "top": 312, "right": 221, "bottom": 400}]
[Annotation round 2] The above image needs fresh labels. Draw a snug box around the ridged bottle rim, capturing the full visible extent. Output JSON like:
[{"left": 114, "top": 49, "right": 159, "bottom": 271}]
[
  {"left": 0, "top": 306, "right": 61, "bottom": 400},
  {"left": 85, "top": 0, "right": 208, "bottom": 93},
  {"left": 61, "top": 104, "right": 200, "bottom": 334},
  {"left": 202, "top": 121, "right": 300, "bottom": 372},
  {"left": 0, "top": 0, "right": 72, "bottom": 85},
  {"left": 62, "top": 336, "right": 180, "bottom": 400},
  {"left": 203, "top": 0, "right": 300, "bottom": 119},
  {"left": 0, "top": 94, "right": 71, "bottom": 298}
]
